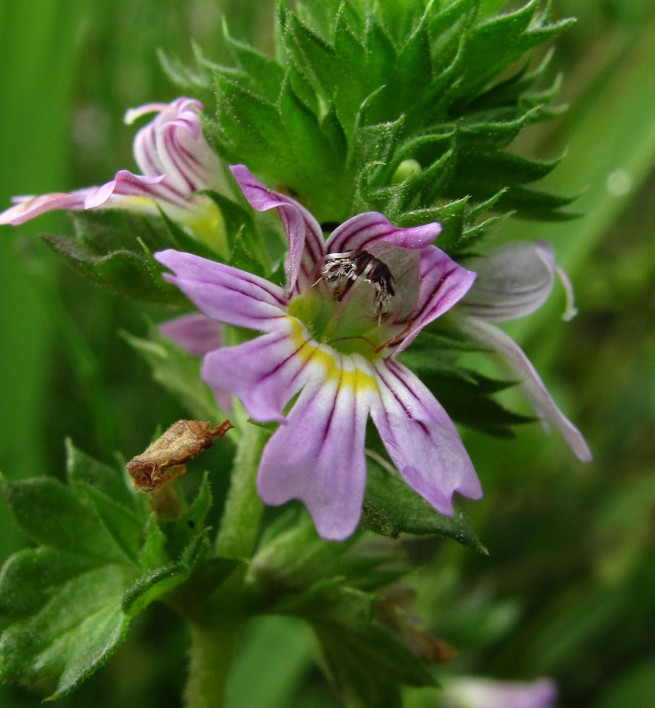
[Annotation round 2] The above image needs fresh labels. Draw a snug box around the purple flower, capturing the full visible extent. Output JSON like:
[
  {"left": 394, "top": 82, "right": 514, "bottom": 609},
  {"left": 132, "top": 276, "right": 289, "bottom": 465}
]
[
  {"left": 0, "top": 98, "right": 226, "bottom": 252},
  {"left": 155, "top": 165, "right": 482, "bottom": 540},
  {"left": 457, "top": 240, "right": 592, "bottom": 462},
  {"left": 443, "top": 676, "right": 558, "bottom": 708}
]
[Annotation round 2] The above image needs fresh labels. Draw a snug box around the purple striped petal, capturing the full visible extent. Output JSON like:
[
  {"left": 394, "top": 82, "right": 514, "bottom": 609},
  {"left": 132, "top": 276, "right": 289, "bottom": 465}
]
[
  {"left": 325, "top": 212, "right": 442, "bottom": 254},
  {"left": 460, "top": 241, "right": 557, "bottom": 322},
  {"left": 83, "top": 170, "right": 183, "bottom": 211},
  {"left": 229, "top": 165, "right": 325, "bottom": 294},
  {"left": 371, "top": 360, "right": 482, "bottom": 515},
  {"left": 155, "top": 249, "right": 288, "bottom": 332},
  {"left": 444, "top": 677, "right": 557, "bottom": 708},
  {"left": 459, "top": 316, "right": 592, "bottom": 462},
  {"left": 393, "top": 247, "right": 476, "bottom": 352},
  {"left": 158, "top": 313, "right": 223, "bottom": 356},
  {"left": 201, "top": 324, "right": 309, "bottom": 423},
  {"left": 257, "top": 359, "right": 376, "bottom": 540},
  {"left": 124, "top": 98, "right": 202, "bottom": 126},
  {"left": 129, "top": 98, "right": 221, "bottom": 193},
  {"left": 0, "top": 190, "right": 91, "bottom": 225},
  {"left": 1, "top": 98, "right": 221, "bottom": 227}
]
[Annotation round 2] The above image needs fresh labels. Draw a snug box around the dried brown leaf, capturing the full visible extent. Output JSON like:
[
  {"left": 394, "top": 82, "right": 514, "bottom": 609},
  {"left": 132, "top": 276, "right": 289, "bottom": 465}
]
[{"left": 126, "top": 419, "right": 233, "bottom": 491}]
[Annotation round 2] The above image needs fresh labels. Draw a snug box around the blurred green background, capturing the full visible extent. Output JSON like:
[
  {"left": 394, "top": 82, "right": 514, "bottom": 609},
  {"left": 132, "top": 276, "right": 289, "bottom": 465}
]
[{"left": 0, "top": 1, "right": 654, "bottom": 706}]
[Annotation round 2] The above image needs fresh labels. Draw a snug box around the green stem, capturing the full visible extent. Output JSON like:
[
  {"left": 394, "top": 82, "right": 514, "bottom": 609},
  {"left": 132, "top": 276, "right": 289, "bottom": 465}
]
[
  {"left": 184, "top": 406, "right": 269, "bottom": 707},
  {"left": 184, "top": 618, "right": 242, "bottom": 708},
  {"left": 214, "top": 403, "right": 267, "bottom": 559}
]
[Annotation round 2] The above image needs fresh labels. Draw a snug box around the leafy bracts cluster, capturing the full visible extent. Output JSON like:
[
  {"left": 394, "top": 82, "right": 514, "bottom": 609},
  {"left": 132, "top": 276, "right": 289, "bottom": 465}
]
[
  {"left": 178, "top": 0, "right": 573, "bottom": 245},
  {"left": 0, "top": 440, "right": 482, "bottom": 700}
]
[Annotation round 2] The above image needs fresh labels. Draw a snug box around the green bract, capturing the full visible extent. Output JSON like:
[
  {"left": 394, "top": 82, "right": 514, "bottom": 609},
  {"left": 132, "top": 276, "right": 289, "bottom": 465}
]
[{"left": 167, "top": 0, "right": 574, "bottom": 248}]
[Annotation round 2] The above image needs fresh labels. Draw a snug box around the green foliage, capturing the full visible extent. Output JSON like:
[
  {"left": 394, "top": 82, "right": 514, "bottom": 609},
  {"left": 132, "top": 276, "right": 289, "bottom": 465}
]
[
  {"left": 399, "top": 327, "right": 535, "bottom": 437},
  {"left": 362, "top": 459, "right": 486, "bottom": 552},
  {"left": 300, "top": 583, "right": 436, "bottom": 708},
  {"left": 0, "top": 443, "right": 219, "bottom": 699},
  {"left": 195, "top": 0, "right": 574, "bottom": 244}
]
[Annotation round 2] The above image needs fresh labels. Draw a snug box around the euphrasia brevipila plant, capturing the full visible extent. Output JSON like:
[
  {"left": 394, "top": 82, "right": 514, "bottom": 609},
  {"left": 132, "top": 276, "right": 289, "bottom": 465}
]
[{"left": 0, "top": 1, "right": 590, "bottom": 705}]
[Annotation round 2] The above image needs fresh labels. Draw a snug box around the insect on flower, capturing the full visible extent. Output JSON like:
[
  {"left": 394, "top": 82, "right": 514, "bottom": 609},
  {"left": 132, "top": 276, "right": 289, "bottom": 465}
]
[{"left": 316, "top": 250, "right": 397, "bottom": 319}]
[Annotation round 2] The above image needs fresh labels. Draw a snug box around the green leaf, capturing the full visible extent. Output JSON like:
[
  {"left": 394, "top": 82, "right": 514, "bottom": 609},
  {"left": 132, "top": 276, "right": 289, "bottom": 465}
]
[
  {"left": 361, "top": 459, "right": 487, "bottom": 553},
  {"left": 452, "top": 1, "right": 573, "bottom": 102},
  {"left": 299, "top": 583, "right": 437, "bottom": 708},
  {"left": 122, "top": 529, "right": 211, "bottom": 618},
  {"left": 418, "top": 366, "right": 535, "bottom": 436},
  {"left": 0, "top": 442, "right": 220, "bottom": 699},
  {"left": 2, "top": 477, "right": 133, "bottom": 565},
  {"left": 43, "top": 234, "right": 182, "bottom": 305},
  {"left": 223, "top": 25, "right": 285, "bottom": 104},
  {"left": 478, "top": 0, "right": 511, "bottom": 19},
  {"left": 0, "top": 469, "right": 141, "bottom": 698},
  {"left": 214, "top": 73, "right": 286, "bottom": 165}
]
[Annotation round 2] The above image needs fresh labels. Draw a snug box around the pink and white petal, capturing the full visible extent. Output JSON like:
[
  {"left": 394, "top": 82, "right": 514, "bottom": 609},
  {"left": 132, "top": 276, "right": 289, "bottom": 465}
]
[
  {"left": 325, "top": 212, "right": 441, "bottom": 254},
  {"left": 158, "top": 313, "right": 223, "bottom": 356},
  {"left": 461, "top": 241, "right": 556, "bottom": 322},
  {"left": 130, "top": 98, "right": 210, "bottom": 188},
  {"left": 257, "top": 362, "right": 373, "bottom": 540},
  {"left": 460, "top": 315, "right": 592, "bottom": 462},
  {"left": 371, "top": 360, "right": 482, "bottom": 514},
  {"left": 229, "top": 164, "right": 325, "bottom": 293},
  {"left": 150, "top": 106, "right": 220, "bottom": 193},
  {"left": 155, "top": 249, "right": 288, "bottom": 332},
  {"left": 83, "top": 170, "right": 185, "bottom": 211},
  {"left": 201, "top": 326, "right": 310, "bottom": 422},
  {"left": 394, "top": 247, "right": 476, "bottom": 352},
  {"left": 123, "top": 98, "right": 201, "bottom": 126},
  {"left": 0, "top": 190, "right": 92, "bottom": 225}
]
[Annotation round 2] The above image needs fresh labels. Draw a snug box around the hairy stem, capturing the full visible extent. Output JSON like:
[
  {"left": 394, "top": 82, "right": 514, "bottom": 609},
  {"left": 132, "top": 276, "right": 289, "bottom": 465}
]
[
  {"left": 184, "top": 406, "right": 268, "bottom": 706},
  {"left": 184, "top": 618, "right": 242, "bottom": 708},
  {"left": 214, "top": 403, "right": 267, "bottom": 559}
]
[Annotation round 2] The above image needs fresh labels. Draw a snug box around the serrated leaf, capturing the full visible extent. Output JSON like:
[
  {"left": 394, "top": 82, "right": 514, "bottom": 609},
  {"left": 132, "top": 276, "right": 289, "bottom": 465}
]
[
  {"left": 65, "top": 440, "right": 136, "bottom": 510},
  {"left": 43, "top": 235, "right": 182, "bottom": 305},
  {"left": 361, "top": 460, "right": 487, "bottom": 552},
  {"left": 285, "top": 13, "right": 337, "bottom": 100},
  {"left": 458, "top": 107, "right": 543, "bottom": 149},
  {"left": 419, "top": 368, "right": 535, "bottom": 436},
  {"left": 0, "top": 564, "right": 133, "bottom": 699},
  {"left": 478, "top": 0, "right": 512, "bottom": 18},
  {"left": 157, "top": 46, "right": 214, "bottom": 98},
  {"left": 0, "top": 548, "right": 95, "bottom": 621},
  {"left": 495, "top": 185, "right": 579, "bottom": 220},
  {"left": 452, "top": 1, "right": 572, "bottom": 102},
  {"left": 299, "top": 584, "right": 436, "bottom": 708},
  {"left": 0, "top": 441, "right": 220, "bottom": 699},
  {"left": 214, "top": 73, "right": 286, "bottom": 162},
  {"left": 0, "top": 468, "right": 142, "bottom": 697},
  {"left": 223, "top": 25, "right": 285, "bottom": 103},
  {"left": 428, "top": 0, "right": 477, "bottom": 77},
  {"left": 65, "top": 441, "right": 143, "bottom": 564},
  {"left": 2, "top": 478, "right": 134, "bottom": 565},
  {"left": 122, "top": 529, "right": 211, "bottom": 618},
  {"left": 153, "top": 474, "right": 216, "bottom": 562}
]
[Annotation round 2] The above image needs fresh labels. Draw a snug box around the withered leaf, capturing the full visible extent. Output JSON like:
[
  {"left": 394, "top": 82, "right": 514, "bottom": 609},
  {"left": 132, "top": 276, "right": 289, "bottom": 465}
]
[{"left": 127, "top": 419, "right": 233, "bottom": 492}]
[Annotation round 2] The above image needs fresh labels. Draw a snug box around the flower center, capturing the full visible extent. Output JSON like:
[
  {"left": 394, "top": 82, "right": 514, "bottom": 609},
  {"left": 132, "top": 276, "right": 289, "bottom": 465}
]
[{"left": 288, "top": 250, "right": 400, "bottom": 357}]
